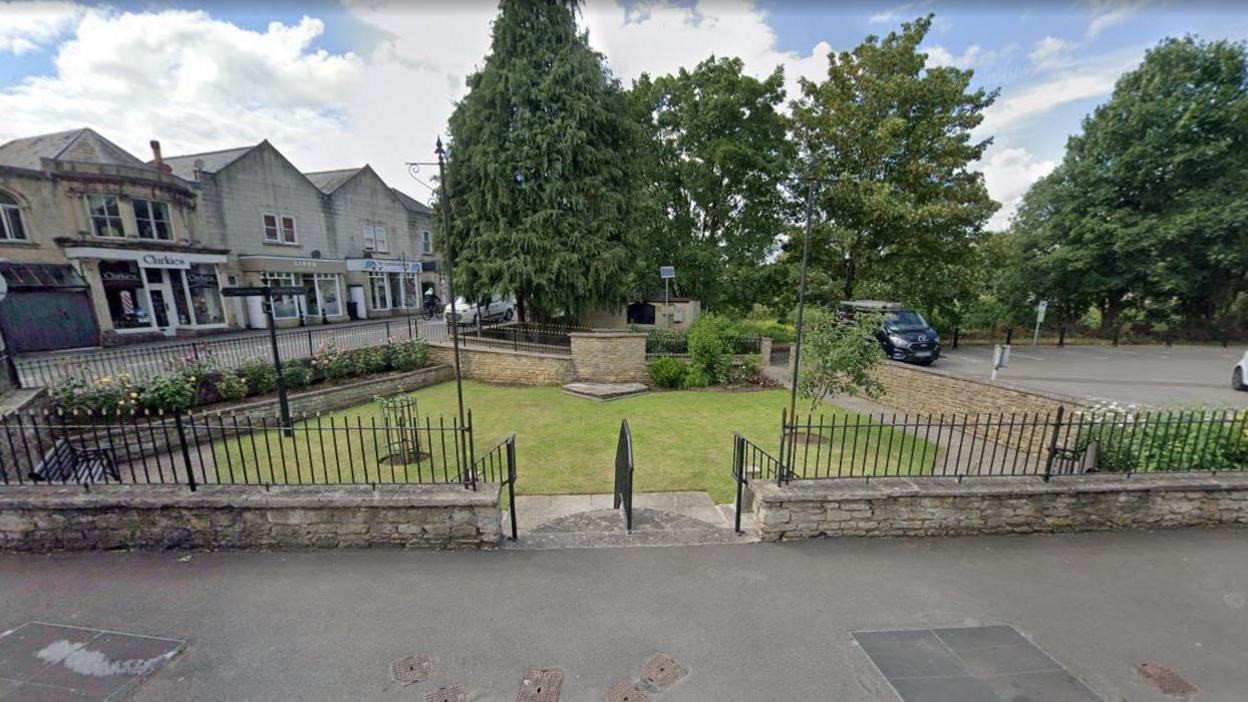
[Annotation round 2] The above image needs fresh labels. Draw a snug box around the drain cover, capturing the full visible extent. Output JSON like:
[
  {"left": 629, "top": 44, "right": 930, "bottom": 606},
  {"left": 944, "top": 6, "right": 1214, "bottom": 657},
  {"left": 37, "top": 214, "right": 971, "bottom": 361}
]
[
  {"left": 604, "top": 681, "right": 651, "bottom": 702},
  {"left": 640, "top": 653, "right": 687, "bottom": 691},
  {"left": 515, "top": 668, "right": 563, "bottom": 702},
  {"left": 1137, "top": 662, "right": 1198, "bottom": 696},
  {"left": 426, "top": 683, "right": 467, "bottom": 702},
  {"left": 390, "top": 654, "right": 432, "bottom": 686}
]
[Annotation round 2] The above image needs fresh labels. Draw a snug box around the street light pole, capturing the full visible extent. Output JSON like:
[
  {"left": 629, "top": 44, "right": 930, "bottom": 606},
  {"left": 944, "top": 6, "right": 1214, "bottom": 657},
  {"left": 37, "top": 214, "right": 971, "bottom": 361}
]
[
  {"left": 788, "top": 179, "right": 816, "bottom": 427},
  {"left": 264, "top": 292, "right": 293, "bottom": 436},
  {"left": 435, "top": 138, "right": 467, "bottom": 436}
]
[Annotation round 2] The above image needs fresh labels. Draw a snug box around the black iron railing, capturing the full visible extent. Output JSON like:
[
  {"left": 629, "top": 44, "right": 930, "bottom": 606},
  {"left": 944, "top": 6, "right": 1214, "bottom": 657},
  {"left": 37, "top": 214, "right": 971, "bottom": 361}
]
[
  {"left": 454, "top": 322, "right": 590, "bottom": 356},
  {"left": 475, "top": 434, "right": 518, "bottom": 540},
  {"left": 0, "top": 408, "right": 481, "bottom": 490},
  {"left": 614, "top": 418, "right": 634, "bottom": 531},
  {"left": 644, "top": 331, "right": 764, "bottom": 356},
  {"left": 740, "top": 407, "right": 1248, "bottom": 486}
]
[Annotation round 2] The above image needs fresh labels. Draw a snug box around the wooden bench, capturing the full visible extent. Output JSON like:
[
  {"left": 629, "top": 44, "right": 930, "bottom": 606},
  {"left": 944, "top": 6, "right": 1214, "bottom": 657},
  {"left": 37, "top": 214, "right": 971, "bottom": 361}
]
[
  {"left": 1049, "top": 439, "right": 1098, "bottom": 475},
  {"left": 29, "top": 437, "right": 120, "bottom": 484}
]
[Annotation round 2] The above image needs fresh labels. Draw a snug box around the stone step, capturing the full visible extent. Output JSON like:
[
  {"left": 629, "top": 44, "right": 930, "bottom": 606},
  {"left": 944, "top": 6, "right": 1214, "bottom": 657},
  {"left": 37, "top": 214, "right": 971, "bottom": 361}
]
[{"left": 561, "top": 382, "right": 650, "bottom": 401}]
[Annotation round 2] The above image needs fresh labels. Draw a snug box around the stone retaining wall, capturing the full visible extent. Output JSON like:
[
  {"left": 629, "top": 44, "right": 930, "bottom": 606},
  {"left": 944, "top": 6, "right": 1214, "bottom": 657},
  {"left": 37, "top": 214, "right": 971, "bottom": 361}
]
[
  {"left": 570, "top": 331, "right": 647, "bottom": 383},
  {"left": 0, "top": 484, "right": 502, "bottom": 551},
  {"left": 748, "top": 473, "right": 1248, "bottom": 541},
  {"left": 427, "top": 344, "right": 571, "bottom": 385},
  {"left": 221, "top": 364, "right": 453, "bottom": 418}
]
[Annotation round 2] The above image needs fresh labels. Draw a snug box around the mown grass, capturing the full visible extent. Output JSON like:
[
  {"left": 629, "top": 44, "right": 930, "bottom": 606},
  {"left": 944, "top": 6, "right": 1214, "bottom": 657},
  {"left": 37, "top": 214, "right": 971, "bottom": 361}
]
[{"left": 209, "top": 380, "right": 937, "bottom": 503}]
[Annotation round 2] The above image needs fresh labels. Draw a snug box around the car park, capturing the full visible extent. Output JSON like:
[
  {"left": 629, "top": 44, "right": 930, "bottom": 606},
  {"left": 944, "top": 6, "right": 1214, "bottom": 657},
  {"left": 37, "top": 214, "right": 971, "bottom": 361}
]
[
  {"left": 444, "top": 293, "right": 515, "bottom": 325},
  {"left": 839, "top": 300, "right": 941, "bottom": 365}
]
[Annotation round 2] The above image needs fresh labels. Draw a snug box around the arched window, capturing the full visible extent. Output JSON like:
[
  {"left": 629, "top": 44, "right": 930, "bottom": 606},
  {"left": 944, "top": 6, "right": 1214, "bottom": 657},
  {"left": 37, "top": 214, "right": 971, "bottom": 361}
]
[{"left": 0, "top": 192, "right": 26, "bottom": 241}]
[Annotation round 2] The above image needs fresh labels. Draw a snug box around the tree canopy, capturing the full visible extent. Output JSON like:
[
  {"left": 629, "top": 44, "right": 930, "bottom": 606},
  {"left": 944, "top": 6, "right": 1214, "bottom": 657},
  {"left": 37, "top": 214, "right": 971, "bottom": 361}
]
[
  {"left": 788, "top": 15, "right": 998, "bottom": 317},
  {"left": 1003, "top": 36, "right": 1248, "bottom": 335},
  {"left": 442, "top": 0, "right": 641, "bottom": 320},
  {"left": 627, "top": 57, "right": 793, "bottom": 313}
]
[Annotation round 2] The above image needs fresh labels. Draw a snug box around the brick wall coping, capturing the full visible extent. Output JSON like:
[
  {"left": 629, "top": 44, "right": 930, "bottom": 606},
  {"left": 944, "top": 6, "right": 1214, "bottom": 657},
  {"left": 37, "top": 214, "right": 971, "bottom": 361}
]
[
  {"left": 427, "top": 341, "right": 568, "bottom": 361},
  {"left": 0, "top": 484, "right": 500, "bottom": 510},
  {"left": 749, "top": 472, "right": 1248, "bottom": 503},
  {"left": 886, "top": 360, "right": 1089, "bottom": 407},
  {"left": 568, "top": 331, "right": 648, "bottom": 338}
]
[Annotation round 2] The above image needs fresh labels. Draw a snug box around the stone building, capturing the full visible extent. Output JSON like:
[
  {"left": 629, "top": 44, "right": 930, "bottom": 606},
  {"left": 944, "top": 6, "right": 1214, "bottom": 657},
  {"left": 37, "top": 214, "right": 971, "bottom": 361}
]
[
  {"left": 0, "top": 128, "right": 231, "bottom": 351},
  {"left": 161, "top": 141, "right": 439, "bottom": 330}
]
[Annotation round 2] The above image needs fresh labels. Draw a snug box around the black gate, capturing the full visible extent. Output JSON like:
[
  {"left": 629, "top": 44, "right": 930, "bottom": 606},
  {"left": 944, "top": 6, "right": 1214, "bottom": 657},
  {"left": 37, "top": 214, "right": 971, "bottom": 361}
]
[{"left": 614, "top": 419, "right": 634, "bottom": 531}]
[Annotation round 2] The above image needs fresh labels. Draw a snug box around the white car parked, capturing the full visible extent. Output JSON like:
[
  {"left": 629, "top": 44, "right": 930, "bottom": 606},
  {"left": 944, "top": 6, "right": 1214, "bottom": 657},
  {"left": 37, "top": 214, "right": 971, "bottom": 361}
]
[
  {"left": 444, "top": 293, "right": 515, "bottom": 325},
  {"left": 1234, "top": 351, "right": 1248, "bottom": 391}
]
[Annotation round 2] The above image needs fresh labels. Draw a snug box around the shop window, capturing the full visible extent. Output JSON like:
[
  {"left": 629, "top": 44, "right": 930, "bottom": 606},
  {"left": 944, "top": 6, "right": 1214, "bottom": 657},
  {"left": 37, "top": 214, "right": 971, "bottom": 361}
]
[
  {"left": 402, "top": 274, "right": 420, "bottom": 308},
  {"left": 387, "top": 272, "right": 403, "bottom": 309},
  {"left": 99, "top": 260, "right": 150, "bottom": 329},
  {"left": 133, "top": 199, "right": 172, "bottom": 240},
  {"left": 369, "top": 272, "right": 390, "bottom": 311},
  {"left": 87, "top": 195, "right": 124, "bottom": 238},
  {"left": 262, "top": 271, "right": 299, "bottom": 318},
  {"left": 187, "top": 264, "right": 225, "bottom": 325},
  {"left": 0, "top": 192, "right": 26, "bottom": 241},
  {"left": 314, "top": 274, "right": 342, "bottom": 317}
]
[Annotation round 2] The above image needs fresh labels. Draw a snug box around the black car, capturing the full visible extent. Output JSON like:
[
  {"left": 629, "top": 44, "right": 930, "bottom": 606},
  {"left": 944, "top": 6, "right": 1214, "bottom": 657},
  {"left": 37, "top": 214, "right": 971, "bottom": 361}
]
[{"left": 839, "top": 300, "right": 941, "bottom": 365}]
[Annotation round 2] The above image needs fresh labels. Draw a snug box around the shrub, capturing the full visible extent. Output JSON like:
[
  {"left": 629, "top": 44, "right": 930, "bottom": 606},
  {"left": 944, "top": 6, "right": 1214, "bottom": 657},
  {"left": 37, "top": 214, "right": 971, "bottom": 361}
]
[
  {"left": 680, "top": 367, "right": 711, "bottom": 388},
  {"left": 727, "top": 354, "right": 761, "bottom": 385},
  {"left": 214, "top": 371, "right": 249, "bottom": 403},
  {"left": 281, "top": 362, "right": 312, "bottom": 389},
  {"left": 648, "top": 357, "right": 690, "bottom": 388},
  {"left": 350, "top": 346, "right": 389, "bottom": 375},
  {"left": 730, "top": 319, "right": 795, "bottom": 343},
  {"left": 388, "top": 338, "right": 429, "bottom": 372},
  {"left": 796, "top": 306, "right": 884, "bottom": 409},
  {"left": 686, "top": 313, "right": 734, "bottom": 385},
  {"left": 312, "top": 340, "right": 353, "bottom": 380},
  {"left": 140, "top": 372, "right": 198, "bottom": 413},
  {"left": 1073, "top": 408, "right": 1248, "bottom": 473},
  {"left": 238, "top": 358, "right": 278, "bottom": 394},
  {"left": 52, "top": 374, "right": 140, "bottom": 415}
]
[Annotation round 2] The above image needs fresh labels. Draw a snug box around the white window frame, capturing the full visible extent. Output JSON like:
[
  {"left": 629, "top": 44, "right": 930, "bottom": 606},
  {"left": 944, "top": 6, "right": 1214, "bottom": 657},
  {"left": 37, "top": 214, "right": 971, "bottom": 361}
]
[
  {"left": 133, "top": 199, "right": 173, "bottom": 241},
  {"left": 262, "top": 213, "right": 298, "bottom": 245},
  {"left": 420, "top": 230, "right": 432, "bottom": 254},
  {"left": 0, "top": 192, "right": 26, "bottom": 241},
  {"left": 87, "top": 195, "right": 125, "bottom": 238},
  {"left": 364, "top": 224, "right": 388, "bottom": 253},
  {"left": 261, "top": 271, "right": 300, "bottom": 319},
  {"left": 369, "top": 272, "right": 391, "bottom": 311},
  {"left": 309, "top": 273, "right": 343, "bottom": 318}
]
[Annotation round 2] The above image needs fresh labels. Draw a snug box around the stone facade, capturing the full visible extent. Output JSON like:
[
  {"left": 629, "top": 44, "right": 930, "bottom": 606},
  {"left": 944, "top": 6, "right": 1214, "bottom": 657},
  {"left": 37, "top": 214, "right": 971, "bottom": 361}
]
[
  {"left": 0, "top": 484, "right": 502, "bottom": 551},
  {"left": 748, "top": 474, "right": 1248, "bottom": 541},
  {"left": 427, "top": 344, "right": 571, "bottom": 386},
  {"left": 570, "top": 331, "right": 648, "bottom": 383}
]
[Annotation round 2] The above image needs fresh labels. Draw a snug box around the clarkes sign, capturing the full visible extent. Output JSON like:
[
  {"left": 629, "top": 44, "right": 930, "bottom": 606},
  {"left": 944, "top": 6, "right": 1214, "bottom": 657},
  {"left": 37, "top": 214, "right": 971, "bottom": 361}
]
[{"left": 140, "top": 253, "right": 190, "bottom": 269}]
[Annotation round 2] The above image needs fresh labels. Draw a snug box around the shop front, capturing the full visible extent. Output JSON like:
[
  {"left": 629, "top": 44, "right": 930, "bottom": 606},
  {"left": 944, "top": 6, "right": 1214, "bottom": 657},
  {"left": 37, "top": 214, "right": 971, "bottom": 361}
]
[
  {"left": 63, "top": 246, "right": 230, "bottom": 344},
  {"left": 237, "top": 255, "right": 348, "bottom": 328},
  {"left": 345, "top": 258, "right": 437, "bottom": 318}
]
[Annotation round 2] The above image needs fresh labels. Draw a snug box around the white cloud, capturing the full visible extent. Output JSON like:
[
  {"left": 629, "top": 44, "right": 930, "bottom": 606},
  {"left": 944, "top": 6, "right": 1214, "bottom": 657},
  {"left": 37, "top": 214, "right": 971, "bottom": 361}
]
[
  {"left": 0, "top": 9, "right": 360, "bottom": 174},
  {"left": 0, "top": 0, "right": 82, "bottom": 55},
  {"left": 1028, "top": 36, "right": 1075, "bottom": 70},
  {"left": 977, "top": 145, "right": 1055, "bottom": 230},
  {"left": 923, "top": 44, "right": 985, "bottom": 69},
  {"left": 976, "top": 64, "right": 1122, "bottom": 138},
  {"left": 1086, "top": 0, "right": 1153, "bottom": 39},
  {"left": 869, "top": 0, "right": 935, "bottom": 25}
]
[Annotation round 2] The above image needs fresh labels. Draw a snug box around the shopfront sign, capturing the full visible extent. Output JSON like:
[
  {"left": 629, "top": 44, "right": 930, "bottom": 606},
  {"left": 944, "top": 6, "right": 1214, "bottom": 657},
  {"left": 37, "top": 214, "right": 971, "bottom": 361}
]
[
  {"left": 346, "top": 258, "right": 423, "bottom": 274},
  {"left": 139, "top": 253, "right": 191, "bottom": 269}
]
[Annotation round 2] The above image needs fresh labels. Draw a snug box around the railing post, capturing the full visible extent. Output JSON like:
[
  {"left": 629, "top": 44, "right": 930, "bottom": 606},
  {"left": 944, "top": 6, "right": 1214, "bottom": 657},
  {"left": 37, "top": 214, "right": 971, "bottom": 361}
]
[
  {"left": 385, "top": 320, "right": 392, "bottom": 340},
  {"left": 952, "top": 327, "right": 959, "bottom": 350},
  {"left": 1043, "top": 405, "right": 1065, "bottom": 482},
  {"left": 307, "top": 328, "right": 314, "bottom": 357},
  {"left": 506, "top": 436, "right": 518, "bottom": 541},
  {"left": 733, "top": 434, "right": 745, "bottom": 534},
  {"left": 173, "top": 411, "right": 198, "bottom": 491},
  {"left": 1058, "top": 324, "right": 1066, "bottom": 347}
]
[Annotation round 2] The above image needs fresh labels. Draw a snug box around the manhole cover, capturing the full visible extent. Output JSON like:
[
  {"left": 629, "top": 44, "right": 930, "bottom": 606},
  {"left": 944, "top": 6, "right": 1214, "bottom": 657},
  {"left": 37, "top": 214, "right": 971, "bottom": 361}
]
[
  {"left": 604, "top": 681, "right": 651, "bottom": 702},
  {"left": 426, "top": 683, "right": 467, "bottom": 702},
  {"left": 1137, "top": 662, "right": 1198, "bottom": 696},
  {"left": 639, "top": 653, "right": 687, "bottom": 691},
  {"left": 515, "top": 668, "right": 563, "bottom": 702},
  {"left": 390, "top": 654, "right": 432, "bottom": 686}
]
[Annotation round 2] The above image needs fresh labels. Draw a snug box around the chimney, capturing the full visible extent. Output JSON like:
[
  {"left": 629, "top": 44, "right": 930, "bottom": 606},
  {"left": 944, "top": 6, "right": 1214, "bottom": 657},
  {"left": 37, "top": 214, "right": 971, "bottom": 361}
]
[{"left": 150, "top": 140, "right": 171, "bottom": 174}]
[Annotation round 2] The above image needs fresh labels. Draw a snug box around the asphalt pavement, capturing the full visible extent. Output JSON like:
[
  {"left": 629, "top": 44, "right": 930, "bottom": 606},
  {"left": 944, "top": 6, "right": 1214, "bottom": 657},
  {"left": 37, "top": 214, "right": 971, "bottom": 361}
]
[
  {"left": 2, "top": 530, "right": 1246, "bottom": 700},
  {"left": 937, "top": 343, "right": 1248, "bottom": 407}
]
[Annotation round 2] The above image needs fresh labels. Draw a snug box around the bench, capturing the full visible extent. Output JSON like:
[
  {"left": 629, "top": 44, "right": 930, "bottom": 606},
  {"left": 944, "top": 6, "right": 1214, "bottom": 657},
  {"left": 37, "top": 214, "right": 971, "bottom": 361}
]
[
  {"left": 29, "top": 437, "right": 121, "bottom": 484},
  {"left": 1049, "top": 439, "right": 1098, "bottom": 475}
]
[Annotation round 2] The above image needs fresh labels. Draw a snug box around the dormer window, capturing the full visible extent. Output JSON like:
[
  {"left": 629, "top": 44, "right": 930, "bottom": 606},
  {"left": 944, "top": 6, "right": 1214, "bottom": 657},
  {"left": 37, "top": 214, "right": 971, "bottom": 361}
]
[
  {"left": 87, "top": 195, "right": 124, "bottom": 238},
  {"left": 0, "top": 192, "right": 25, "bottom": 241}
]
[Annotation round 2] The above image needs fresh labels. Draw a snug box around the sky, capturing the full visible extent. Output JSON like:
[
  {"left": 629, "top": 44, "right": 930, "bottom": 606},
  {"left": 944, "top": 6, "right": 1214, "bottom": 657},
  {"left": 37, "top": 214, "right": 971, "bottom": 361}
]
[{"left": 0, "top": 0, "right": 1246, "bottom": 230}]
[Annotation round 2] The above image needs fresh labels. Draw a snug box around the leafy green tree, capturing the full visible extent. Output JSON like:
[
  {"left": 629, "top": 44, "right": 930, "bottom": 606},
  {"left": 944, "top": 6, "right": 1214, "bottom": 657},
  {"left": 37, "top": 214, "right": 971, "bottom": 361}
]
[
  {"left": 797, "top": 307, "right": 884, "bottom": 410},
  {"left": 627, "top": 57, "right": 793, "bottom": 313},
  {"left": 1005, "top": 36, "right": 1248, "bottom": 335},
  {"left": 789, "top": 15, "right": 998, "bottom": 317},
  {"left": 442, "top": 0, "right": 642, "bottom": 321}
]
